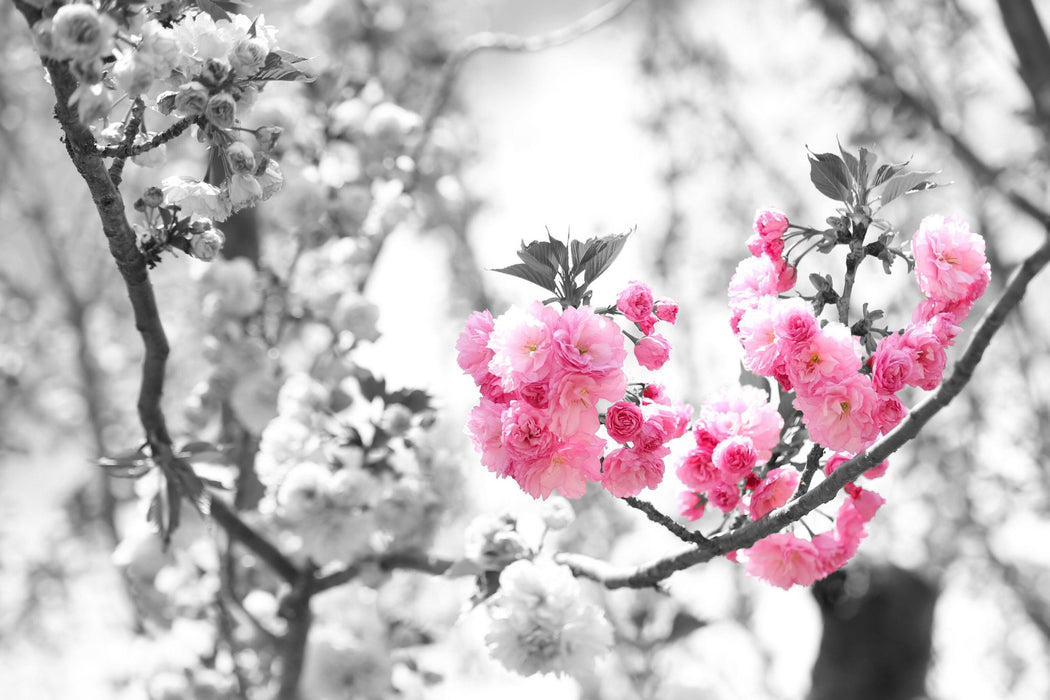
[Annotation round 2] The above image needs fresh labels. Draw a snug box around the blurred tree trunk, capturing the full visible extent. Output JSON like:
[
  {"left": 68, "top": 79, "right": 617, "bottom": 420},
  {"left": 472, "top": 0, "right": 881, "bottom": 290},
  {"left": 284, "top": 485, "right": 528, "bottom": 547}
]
[{"left": 809, "top": 563, "right": 939, "bottom": 700}]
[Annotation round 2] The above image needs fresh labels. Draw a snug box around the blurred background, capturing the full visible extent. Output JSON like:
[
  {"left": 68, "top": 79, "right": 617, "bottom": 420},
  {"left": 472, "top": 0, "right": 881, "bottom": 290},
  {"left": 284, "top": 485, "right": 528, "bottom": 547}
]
[{"left": 1, "top": 0, "right": 1050, "bottom": 698}]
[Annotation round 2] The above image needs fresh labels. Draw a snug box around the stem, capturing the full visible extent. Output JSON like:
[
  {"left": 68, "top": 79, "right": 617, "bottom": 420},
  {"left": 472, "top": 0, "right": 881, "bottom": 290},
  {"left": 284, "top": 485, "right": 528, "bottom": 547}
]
[
  {"left": 792, "top": 444, "right": 825, "bottom": 499},
  {"left": 836, "top": 221, "right": 867, "bottom": 325},
  {"left": 622, "top": 496, "right": 708, "bottom": 545},
  {"left": 276, "top": 565, "right": 317, "bottom": 700},
  {"left": 561, "top": 232, "right": 1050, "bottom": 588}
]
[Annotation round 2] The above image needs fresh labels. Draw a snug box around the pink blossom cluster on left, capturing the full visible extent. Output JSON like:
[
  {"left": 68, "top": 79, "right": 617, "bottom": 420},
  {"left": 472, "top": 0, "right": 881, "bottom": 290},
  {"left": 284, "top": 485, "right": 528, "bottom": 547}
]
[{"left": 457, "top": 285, "right": 689, "bottom": 500}]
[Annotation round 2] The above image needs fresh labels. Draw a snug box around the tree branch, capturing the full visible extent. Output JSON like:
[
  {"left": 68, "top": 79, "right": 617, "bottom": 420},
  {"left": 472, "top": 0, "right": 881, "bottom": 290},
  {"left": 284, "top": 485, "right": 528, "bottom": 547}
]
[
  {"left": 562, "top": 231, "right": 1050, "bottom": 588},
  {"left": 411, "top": 0, "right": 638, "bottom": 168},
  {"left": 811, "top": 0, "right": 1050, "bottom": 225}
]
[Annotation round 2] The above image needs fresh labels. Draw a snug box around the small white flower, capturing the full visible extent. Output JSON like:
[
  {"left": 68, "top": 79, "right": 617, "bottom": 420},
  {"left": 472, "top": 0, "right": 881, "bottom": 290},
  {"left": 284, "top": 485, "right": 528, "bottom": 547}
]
[
  {"left": 484, "top": 558, "right": 613, "bottom": 678},
  {"left": 162, "top": 176, "right": 232, "bottom": 221}
]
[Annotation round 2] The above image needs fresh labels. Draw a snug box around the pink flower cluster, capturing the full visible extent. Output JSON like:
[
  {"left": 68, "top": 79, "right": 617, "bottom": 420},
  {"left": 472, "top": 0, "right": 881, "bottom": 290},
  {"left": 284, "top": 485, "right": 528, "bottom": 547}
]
[
  {"left": 729, "top": 210, "right": 989, "bottom": 456},
  {"left": 675, "top": 385, "right": 788, "bottom": 521},
  {"left": 618, "top": 281, "right": 678, "bottom": 370},
  {"left": 458, "top": 289, "right": 688, "bottom": 500},
  {"left": 741, "top": 481, "right": 885, "bottom": 589}
]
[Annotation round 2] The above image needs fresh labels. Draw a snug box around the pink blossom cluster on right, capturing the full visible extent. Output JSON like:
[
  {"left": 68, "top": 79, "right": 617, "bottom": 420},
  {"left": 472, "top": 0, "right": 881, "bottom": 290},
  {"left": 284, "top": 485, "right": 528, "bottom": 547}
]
[
  {"left": 680, "top": 209, "right": 989, "bottom": 590},
  {"left": 730, "top": 209, "right": 989, "bottom": 456}
]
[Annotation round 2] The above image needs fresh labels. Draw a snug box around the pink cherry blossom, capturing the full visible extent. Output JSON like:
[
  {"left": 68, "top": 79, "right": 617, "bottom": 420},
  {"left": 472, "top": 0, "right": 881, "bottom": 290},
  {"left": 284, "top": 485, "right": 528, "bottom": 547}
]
[
  {"left": 549, "top": 370, "right": 627, "bottom": 439},
  {"left": 728, "top": 256, "right": 781, "bottom": 313},
  {"left": 500, "top": 401, "right": 557, "bottom": 463},
  {"left": 783, "top": 322, "right": 860, "bottom": 391},
  {"left": 678, "top": 491, "right": 707, "bottom": 521},
  {"left": 617, "top": 281, "right": 655, "bottom": 324},
  {"left": 772, "top": 297, "right": 818, "bottom": 345},
  {"left": 654, "top": 297, "right": 679, "bottom": 324},
  {"left": 676, "top": 447, "right": 721, "bottom": 492},
  {"left": 519, "top": 381, "right": 550, "bottom": 409},
  {"left": 642, "top": 382, "right": 671, "bottom": 405},
  {"left": 825, "top": 452, "right": 890, "bottom": 480},
  {"left": 553, "top": 305, "right": 628, "bottom": 374},
  {"left": 601, "top": 446, "right": 667, "bottom": 497},
  {"left": 753, "top": 207, "right": 790, "bottom": 240},
  {"left": 516, "top": 434, "right": 605, "bottom": 499},
  {"left": 699, "top": 385, "right": 784, "bottom": 461},
  {"left": 643, "top": 401, "right": 691, "bottom": 442},
  {"left": 794, "top": 374, "right": 880, "bottom": 454},
  {"left": 737, "top": 297, "right": 780, "bottom": 376},
  {"left": 604, "top": 401, "right": 644, "bottom": 444},
  {"left": 874, "top": 393, "right": 906, "bottom": 433},
  {"left": 708, "top": 481, "right": 742, "bottom": 513},
  {"left": 634, "top": 334, "right": 671, "bottom": 370},
  {"left": 456, "top": 310, "right": 495, "bottom": 382},
  {"left": 901, "top": 324, "right": 947, "bottom": 391},
  {"left": 870, "top": 337, "right": 916, "bottom": 394},
  {"left": 467, "top": 399, "right": 512, "bottom": 476},
  {"left": 712, "top": 435, "right": 758, "bottom": 481},
  {"left": 749, "top": 467, "right": 800, "bottom": 520},
  {"left": 743, "top": 533, "right": 823, "bottom": 589},
  {"left": 844, "top": 483, "right": 885, "bottom": 521},
  {"left": 488, "top": 302, "right": 558, "bottom": 391},
  {"left": 913, "top": 215, "right": 990, "bottom": 304}
]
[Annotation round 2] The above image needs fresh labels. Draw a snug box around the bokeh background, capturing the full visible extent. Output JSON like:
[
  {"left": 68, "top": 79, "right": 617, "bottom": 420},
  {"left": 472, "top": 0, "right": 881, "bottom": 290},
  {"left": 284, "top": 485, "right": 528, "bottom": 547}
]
[{"left": 2, "top": 0, "right": 1050, "bottom": 698}]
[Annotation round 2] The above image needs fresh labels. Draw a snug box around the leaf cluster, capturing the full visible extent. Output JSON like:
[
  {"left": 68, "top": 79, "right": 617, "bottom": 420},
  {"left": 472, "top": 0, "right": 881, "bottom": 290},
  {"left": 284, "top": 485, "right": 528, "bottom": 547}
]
[
  {"left": 493, "top": 229, "right": 633, "bottom": 308},
  {"left": 808, "top": 144, "right": 939, "bottom": 211}
]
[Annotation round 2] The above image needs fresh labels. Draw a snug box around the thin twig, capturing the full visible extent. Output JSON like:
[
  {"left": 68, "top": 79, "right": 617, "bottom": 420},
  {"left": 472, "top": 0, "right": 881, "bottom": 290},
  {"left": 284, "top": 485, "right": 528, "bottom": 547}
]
[
  {"left": 412, "top": 0, "right": 637, "bottom": 165},
  {"left": 811, "top": 0, "right": 1050, "bottom": 225},
  {"left": 622, "top": 496, "right": 708, "bottom": 545},
  {"left": 107, "top": 97, "right": 145, "bottom": 186}
]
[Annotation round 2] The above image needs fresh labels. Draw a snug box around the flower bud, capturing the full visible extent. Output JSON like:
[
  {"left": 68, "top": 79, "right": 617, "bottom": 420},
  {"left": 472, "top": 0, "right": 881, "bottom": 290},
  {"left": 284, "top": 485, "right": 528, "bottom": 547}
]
[
  {"left": 227, "top": 172, "right": 263, "bottom": 210},
  {"left": 225, "top": 142, "right": 256, "bottom": 174},
  {"left": 191, "top": 225, "right": 226, "bottom": 262},
  {"left": 141, "top": 187, "right": 165, "bottom": 208},
  {"left": 174, "top": 81, "right": 209, "bottom": 117},
  {"left": 204, "top": 92, "right": 237, "bottom": 129},
  {"left": 200, "top": 57, "right": 232, "bottom": 87}
]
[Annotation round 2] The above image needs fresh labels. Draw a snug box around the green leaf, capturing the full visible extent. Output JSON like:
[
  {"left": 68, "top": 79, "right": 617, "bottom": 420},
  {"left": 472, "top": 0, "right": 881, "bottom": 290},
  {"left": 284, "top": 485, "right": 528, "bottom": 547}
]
[
  {"left": 877, "top": 170, "right": 939, "bottom": 208},
  {"left": 492, "top": 262, "right": 559, "bottom": 294},
  {"left": 808, "top": 150, "right": 853, "bottom": 202}
]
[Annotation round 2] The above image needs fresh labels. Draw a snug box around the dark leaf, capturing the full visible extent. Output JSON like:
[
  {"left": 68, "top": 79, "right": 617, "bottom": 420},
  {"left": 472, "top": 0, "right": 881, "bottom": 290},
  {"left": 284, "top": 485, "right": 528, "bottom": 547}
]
[
  {"left": 545, "top": 232, "right": 570, "bottom": 274},
  {"left": 273, "top": 49, "right": 311, "bottom": 64},
  {"left": 196, "top": 0, "right": 230, "bottom": 21},
  {"left": 569, "top": 237, "right": 594, "bottom": 270},
  {"left": 808, "top": 150, "right": 852, "bottom": 202},
  {"left": 808, "top": 273, "right": 832, "bottom": 293},
  {"left": 871, "top": 161, "right": 908, "bottom": 188},
  {"left": 519, "top": 239, "right": 562, "bottom": 274},
  {"left": 386, "top": 388, "right": 432, "bottom": 413},
  {"left": 581, "top": 230, "right": 631, "bottom": 287},
  {"left": 254, "top": 53, "right": 315, "bottom": 83},
  {"left": 353, "top": 365, "right": 387, "bottom": 402},
  {"left": 858, "top": 147, "right": 878, "bottom": 188},
  {"left": 492, "top": 262, "right": 558, "bottom": 294},
  {"left": 877, "top": 170, "right": 940, "bottom": 208},
  {"left": 838, "top": 141, "right": 859, "bottom": 183}
]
